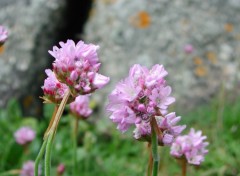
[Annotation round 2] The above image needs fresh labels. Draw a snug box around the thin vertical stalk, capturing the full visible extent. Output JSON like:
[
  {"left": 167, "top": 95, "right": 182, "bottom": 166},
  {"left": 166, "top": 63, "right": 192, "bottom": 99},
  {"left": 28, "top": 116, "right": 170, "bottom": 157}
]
[
  {"left": 45, "top": 131, "right": 54, "bottom": 176},
  {"left": 181, "top": 159, "right": 187, "bottom": 176},
  {"left": 34, "top": 105, "right": 58, "bottom": 176},
  {"left": 147, "top": 143, "right": 153, "bottom": 176},
  {"left": 34, "top": 139, "right": 47, "bottom": 176},
  {"left": 72, "top": 117, "right": 79, "bottom": 175},
  {"left": 150, "top": 117, "right": 159, "bottom": 176}
]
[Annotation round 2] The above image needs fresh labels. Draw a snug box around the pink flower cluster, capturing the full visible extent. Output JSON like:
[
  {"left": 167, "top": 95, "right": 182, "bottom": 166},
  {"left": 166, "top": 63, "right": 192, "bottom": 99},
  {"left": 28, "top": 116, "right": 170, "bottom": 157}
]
[
  {"left": 107, "top": 64, "right": 184, "bottom": 145},
  {"left": 42, "top": 69, "right": 68, "bottom": 103},
  {"left": 70, "top": 95, "right": 92, "bottom": 119},
  {"left": 49, "top": 40, "right": 109, "bottom": 95},
  {"left": 184, "top": 44, "right": 194, "bottom": 54},
  {"left": 0, "top": 25, "right": 8, "bottom": 45},
  {"left": 21, "top": 161, "right": 41, "bottom": 176},
  {"left": 57, "top": 163, "right": 65, "bottom": 175},
  {"left": 134, "top": 112, "right": 186, "bottom": 146},
  {"left": 14, "top": 127, "right": 36, "bottom": 145},
  {"left": 42, "top": 40, "right": 109, "bottom": 103},
  {"left": 170, "top": 128, "right": 209, "bottom": 165}
]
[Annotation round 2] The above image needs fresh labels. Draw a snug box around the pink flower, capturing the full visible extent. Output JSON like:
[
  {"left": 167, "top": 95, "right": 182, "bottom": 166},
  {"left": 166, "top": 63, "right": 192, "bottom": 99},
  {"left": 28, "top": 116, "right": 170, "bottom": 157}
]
[
  {"left": 42, "top": 69, "right": 69, "bottom": 104},
  {"left": 21, "top": 161, "right": 41, "bottom": 176},
  {"left": 14, "top": 127, "right": 36, "bottom": 145},
  {"left": 0, "top": 25, "right": 8, "bottom": 45},
  {"left": 133, "top": 112, "right": 186, "bottom": 146},
  {"left": 184, "top": 44, "right": 194, "bottom": 54},
  {"left": 170, "top": 128, "right": 209, "bottom": 165},
  {"left": 70, "top": 95, "right": 92, "bottom": 118},
  {"left": 107, "top": 64, "right": 175, "bottom": 133},
  {"left": 57, "top": 164, "right": 65, "bottom": 175},
  {"left": 48, "top": 40, "right": 110, "bottom": 96}
]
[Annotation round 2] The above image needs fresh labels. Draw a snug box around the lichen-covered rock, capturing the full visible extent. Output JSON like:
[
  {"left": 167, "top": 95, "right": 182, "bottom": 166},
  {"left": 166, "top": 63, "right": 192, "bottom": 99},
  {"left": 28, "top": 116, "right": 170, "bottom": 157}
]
[
  {"left": 0, "top": 0, "right": 66, "bottom": 115},
  {"left": 84, "top": 0, "right": 240, "bottom": 111}
]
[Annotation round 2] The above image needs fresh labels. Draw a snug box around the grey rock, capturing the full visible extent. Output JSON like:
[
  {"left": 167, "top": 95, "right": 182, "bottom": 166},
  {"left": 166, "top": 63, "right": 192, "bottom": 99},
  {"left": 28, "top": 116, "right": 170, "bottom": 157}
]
[
  {"left": 0, "top": 0, "right": 66, "bottom": 115},
  {"left": 84, "top": 0, "right": 240, "bottom": 112}
]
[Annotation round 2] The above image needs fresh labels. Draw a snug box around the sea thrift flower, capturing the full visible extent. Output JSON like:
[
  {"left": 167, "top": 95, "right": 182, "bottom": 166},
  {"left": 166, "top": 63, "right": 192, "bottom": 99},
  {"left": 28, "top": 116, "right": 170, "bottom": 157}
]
[
  {"left": 14, "top": 127, "right": 36, "bottom": 145},
  {"left": 57, "top": 164, "right": 65, "bottom": 175},
  {"left": 170, "top": 128, "right": 209, "bottom": 165},
  {"left": 107, "top": 64, "right": 176, "bottom": 140},
  {"left": 48, "top": 40, "right": 110, "bottom": 96},
  {"left": 184, "top": 44, "right": 194, "bottom": 54},
  {"left": 21, "top": 160, "right": 41, "bottom": 176},
  {"left": 133, "top": 112, "right": 186, "bottom": 145},
  {"left": 42, "top": 69, "right": 69, "bottom": 104},
  {"left": 70, "top": 95, "right": 92, "bottom": 119},
  {"left": 0, "top": 25, "right": 8, "bottom": 45}
]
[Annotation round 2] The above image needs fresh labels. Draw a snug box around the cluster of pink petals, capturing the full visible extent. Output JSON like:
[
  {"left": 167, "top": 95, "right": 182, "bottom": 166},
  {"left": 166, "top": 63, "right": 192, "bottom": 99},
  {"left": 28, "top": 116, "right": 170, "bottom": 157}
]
[
  {"left": 57, "top": 163, "right": 65, "bottom": 175},
  {"left": 134, "top": 112, "right": 186, "bottom": 146},
  {"left": 14, "top": 127, "right": 36, "bottom": 145},
  {"left": 0, "top": 25, "right": 8, "bottom": 45},
  {"left": 21, "top": 161, "right": 41, "bottom": 176},
  {"left": 42, "top": 69, "right": 68, "bottom": 104},
  {"left": 48, "top": 40, "right": 110, "bottom": 96},
  {"left": 170, "top": 128, "right": 209, "bottom": 165},
  {"left": 70, "top": 95, "right": 92, "bottom": 119},
  {"left": 184, "top": 44, "right": 194, "bottom": 54},
  {"left": 107, "top": 64, "right": 175, "bottom": 133}
]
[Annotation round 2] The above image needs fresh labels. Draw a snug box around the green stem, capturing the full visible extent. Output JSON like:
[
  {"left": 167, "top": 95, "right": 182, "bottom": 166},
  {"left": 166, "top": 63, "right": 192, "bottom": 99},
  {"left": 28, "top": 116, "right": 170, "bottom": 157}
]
[
  {"left": 150, "top": 118, "right": 159, "bottom": 176},
  {"left": 45, "top": 131, "right": 55, "bottom": 176},
  {"left": 72, "top": 117, "right": 79, "bottom": 175},
  {"left": 34, "top": 139, "right": 48, "bottom": 176},
  {"left": 43, "top": 90, "right": 71, "bottom": 176},
  {"left": 181, "top": 159, "right": 187, "bottom": 176}
]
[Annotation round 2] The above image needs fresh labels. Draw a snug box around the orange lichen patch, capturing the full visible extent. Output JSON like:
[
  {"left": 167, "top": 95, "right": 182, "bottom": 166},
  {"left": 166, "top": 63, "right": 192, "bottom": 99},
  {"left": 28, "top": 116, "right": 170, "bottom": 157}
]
[
  {"left": 224, "top": 23, "right": 234, "bottom": 33},
  {"left": 0, "top": 45, "right": 4, "bottom": 54},
  {"left": 206, "top": 51, "right": 217, "bottom": 64},
  {"left": 130, "top": 11, "right": 151, "bottom": 29},
  {"left": 194, "top": 66, "right": 208, "bottom": 77},
  {"left": 23, "top": 95, "right": 34, "bottom": 109},
  {"left": 193, "top": 57, "right": 203, "bottom": 65}
]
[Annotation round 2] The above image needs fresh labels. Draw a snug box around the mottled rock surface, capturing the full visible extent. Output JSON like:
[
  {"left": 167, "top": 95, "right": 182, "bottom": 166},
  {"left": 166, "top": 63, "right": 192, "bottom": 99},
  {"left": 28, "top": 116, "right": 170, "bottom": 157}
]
[
  {"left": 85, "top": 0, "right": 240, "bottom": 111},
  {"left": 0, "top": 0, "right": 65, "bottom": 115}
]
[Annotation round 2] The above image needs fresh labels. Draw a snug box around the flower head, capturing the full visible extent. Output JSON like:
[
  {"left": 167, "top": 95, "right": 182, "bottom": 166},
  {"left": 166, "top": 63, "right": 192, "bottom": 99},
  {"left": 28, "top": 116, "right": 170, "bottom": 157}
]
[
  {"left": 0, "top": 25, "right": 8, "bottom": 45},
  {"left": 42, "top": 69, "right": 69, "bottom": 104},
  {"left": 184, "top": 44, "right": 194, "bottom": 54},
  {"left": 21, "top": 160, "right": 41, "bottom": 176},
  {"left": 107, "top": 64, "right": 175, "bottom": 133},
  {"left": 133, "top": 112, "right": 186, "bottom": 146},
  {"left": 170, "top": 128, "right": 209, "bottom": 165},
  {"left": 57, "top": 164, "right": 65, "bottom": 175},
  {"left": 48, "top": 40, "right": 110, "bottom": 96},
  {"left": 70, "top": 95, "right": 92, "bottom": 119},
  {"left": 14, "top": 127, "right": 36, "bottom": 145}
]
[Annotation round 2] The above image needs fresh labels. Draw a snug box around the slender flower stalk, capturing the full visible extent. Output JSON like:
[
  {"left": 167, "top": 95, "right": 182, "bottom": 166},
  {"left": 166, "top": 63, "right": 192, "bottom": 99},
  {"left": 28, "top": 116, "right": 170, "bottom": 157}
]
[
  {"left": 181, "top": 159, "right": 187, "bottom": 176},
  {"left": 45, "top": 131, "right": 54, "bottom": 176},
  {"left": 147, "top": 143, "right": 153, "bottom": 176},
  {"left": 72, "top": 117, "right": 79, "bottom": 175},
  {"left": 150, "top": 118, "right": 159, "bottom": 176},
  {"left": 70, "top": 95, "right": 92, "bottom": 175},
  {"left": 34, "top": 140, "right": 47, "bottom": 176}
]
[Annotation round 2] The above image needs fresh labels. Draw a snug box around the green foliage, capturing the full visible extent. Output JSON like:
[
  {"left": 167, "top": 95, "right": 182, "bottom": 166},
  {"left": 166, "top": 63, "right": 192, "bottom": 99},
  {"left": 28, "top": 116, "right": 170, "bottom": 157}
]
[{"left": 0, "top": 96, "right": 240, "bottom": 176}]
